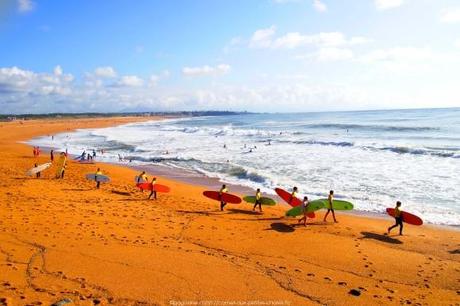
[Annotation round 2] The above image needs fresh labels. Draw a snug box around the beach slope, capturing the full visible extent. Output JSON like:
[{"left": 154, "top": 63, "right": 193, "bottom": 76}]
[{"left": 0, "top": 118, "right": 459, "bottom": 305}]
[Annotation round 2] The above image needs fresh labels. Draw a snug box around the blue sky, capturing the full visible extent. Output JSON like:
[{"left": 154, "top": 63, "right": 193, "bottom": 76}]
[{"left": 1, "top": 0, "right": 460, "bottom": 113}]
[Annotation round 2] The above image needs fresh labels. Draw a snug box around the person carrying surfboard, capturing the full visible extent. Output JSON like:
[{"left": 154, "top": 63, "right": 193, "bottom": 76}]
[
  {"left": 219, "top": 184, "right": 228, "bottom": 211},
  {"left": 34, "top": 163, "right": 41, "bottom": 178},
  {"left": 148, "top": 177, "right": 158, "bottom": 200},
  {"left": 137, "top": 171, "right": 148, "bottom": 183},
  {"left": 289, "top": 187, "right": 298, "bottom": 205},
  {"left": 253, "top": 188, "right": 263, "bottom": 212},
  {"left": 387, "top": 201, "right": 403, "bottom": 235},
  {"left": 298, "top": 196, "right": 310, "bottom": 226},
  {"left": 323, "top": 190, "right": 338, "bottom": 223},
  {"left": 95, "top": 168, "right": 103, "bottom": 189}
]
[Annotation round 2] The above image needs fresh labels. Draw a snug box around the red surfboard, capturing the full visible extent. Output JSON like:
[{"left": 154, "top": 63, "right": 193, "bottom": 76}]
[
  {"left": 203, "top": 191, "right": 242, "bottom": 204},
  {"left": 386, "top": 208, "right": 423, "bottom": 226},
  {"left": 136, "top": 183, "right": 170, "bottom": 193},
  {"left": 275, "top": 188, "right": 315, "bottom": 218}
]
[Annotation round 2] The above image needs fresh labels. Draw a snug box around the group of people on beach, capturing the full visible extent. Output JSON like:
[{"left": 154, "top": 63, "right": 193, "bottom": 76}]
[
  {"left": 216, "top": 184, "right": 404, "bottom": 235},
  {"left": 31, "top": 148, "right": 405, "bottom": 236}
]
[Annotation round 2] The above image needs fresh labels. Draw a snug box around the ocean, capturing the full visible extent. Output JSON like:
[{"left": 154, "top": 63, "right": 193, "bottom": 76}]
[{"left": 28, "top": 108, "right": 460, "bottom": 226}]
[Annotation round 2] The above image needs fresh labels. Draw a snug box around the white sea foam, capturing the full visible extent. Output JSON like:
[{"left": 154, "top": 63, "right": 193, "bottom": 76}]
[{"left": 28, "top": 109, "right": 460, "bottom": 226}]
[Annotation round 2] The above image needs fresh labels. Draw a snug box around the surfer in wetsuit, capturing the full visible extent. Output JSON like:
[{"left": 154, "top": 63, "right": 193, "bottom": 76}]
[
  {"left": 323, "top": 190, "right": 338, "bottom": 223},
  {"left": 298, "top": 196, "right": 310, "bottom": 226},
  {"left": 219, "top": 184, "right": 228, "bottom": 211},
  {"left": 95, "top": 168, "right": 103, "bottom": 189},
  {"left": 148, "top": 177, "right": 157, "bottom": 200},
  {"left": 253, "top": 188, "right": 263, "bottom": 212},
  {"left": 387, "top": 201, "right": 403, "bottom": 235},
  {"left": 289, "top": 187, "right": 298, "bottom": 205}
]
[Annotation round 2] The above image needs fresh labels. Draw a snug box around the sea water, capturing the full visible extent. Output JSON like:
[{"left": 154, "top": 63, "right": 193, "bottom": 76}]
[{"left": 29, "top": 108, "right": 460, "bottom": 226}]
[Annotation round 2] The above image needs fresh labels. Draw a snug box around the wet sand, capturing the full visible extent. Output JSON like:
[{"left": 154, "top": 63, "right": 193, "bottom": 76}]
[{"left": 0, "top": 117, "right": 459, "bottom": 306}]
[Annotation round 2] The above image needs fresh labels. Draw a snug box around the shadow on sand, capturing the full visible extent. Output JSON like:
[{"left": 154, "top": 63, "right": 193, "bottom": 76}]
[
  {"left": 268, "top": 222, "right": 295, "bottom": 233},
  {"left": 230, "top": 217, "right": 283, "bottom": 222},
  {"left": 111, "top": 190, "right": 132, "bottom": 196},
  {"left": 360, "top": 231, "right": 402, "bottom": 244},
  {"left": 448, "top": 249, "right": 460, "bottom": 254},
  {"left": 176, "top": 210, "right": 223, "bottom": 216},
  {"left": 226, "top": 208, "right": 263, "bottom": 216},
  {"left": 62, "top": 188, "right": 93, "bottom": 192}
]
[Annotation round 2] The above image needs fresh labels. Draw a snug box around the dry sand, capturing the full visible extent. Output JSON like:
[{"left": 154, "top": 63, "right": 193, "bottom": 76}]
[{"left": 0, "top": 117, "right": 459, "bottom": 306}]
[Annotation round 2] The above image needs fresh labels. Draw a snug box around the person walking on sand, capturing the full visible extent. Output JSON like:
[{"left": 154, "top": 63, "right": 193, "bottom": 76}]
[
  {"left": 137, "top": 171, "right": 148, "bottom": 183},
  {"left": 289, "top": 186, "right": 299, "bottom": 205},
  {"left": 34, "top": 163, "right": 41, "bottom": 178},
  {"left": 50, "top": 149, "right": 54, "bottom": 162},
  {"left": 137, "top": 171, "right": 148, "bottom": 192},
  {"left": 253, "top": 188, "right": 263, "bottom": 212},
  {"left": 148, "top": 177, "right": 158, "bottom": 200},
  {"left": 387, "top": 201, "right": 404, "bottom": 235},
  {"left": 323, "top": 190, "right": 338, "bottom": 223},
  {"left": 298, "top": 196, "right": 310, "bottom": 226},
  {"left": 95, "top": 168, "right": 103, "bottom": 189},
  {"left": 219, "top": 184, "right": 228, "bottom": 211}
]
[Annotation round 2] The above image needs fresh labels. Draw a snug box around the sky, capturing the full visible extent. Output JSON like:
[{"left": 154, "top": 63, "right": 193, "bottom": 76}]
[{"left": 1, "top": 0, "right": 460, "bottom": 114}]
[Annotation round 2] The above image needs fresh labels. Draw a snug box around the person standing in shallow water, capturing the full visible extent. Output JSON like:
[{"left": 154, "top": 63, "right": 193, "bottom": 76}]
[
  {"left": 387, "top": 201, "right": 404, "bottom": 235},
  {"left": 219, "top": 184, "right": 228, "bottom": 211},
  {"left": 323, "top": 190, "right": 338, "bottom": 223}
]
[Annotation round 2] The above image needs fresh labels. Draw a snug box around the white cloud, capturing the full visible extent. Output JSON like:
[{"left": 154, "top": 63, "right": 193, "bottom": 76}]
[
  {"left": 316, "top": 48, "right": 354, "bottom": 61},
  {"left": 149, "top": 75, "right": 159, "bottom": 87},
  {"left": 296, "top": 48, "right": 354, "bottom": 61},
  {"left": 94, "top": 66, "right": 117, "bottom": 78},
  {"left": 360, "top": 47, "right": 432, "bottom": 63},
  {"left": 375, "top": 0, "right": 403, "bottom": 11},
  {"left": 455, "top": 39, "right": 460, "bottom": 49},
  {"left": 117, "top": 75, "right": 144, "bottom": 87},
  {"left": 182, "top": 64, "right": 231, "bottom": 76},
  {"left": 249, "top": 26, "right": 276, "bottom": 48},
  {"left": 18, "top": 0, "right": 35, "bottom": 13},
  {"left": 313, "top": 0, "right": 327, "bottom": 12},
  {"left": 53, "top": 65, "right": 63, "bottom": 76},
  {"left": 249, "top": 27, "right": 369, "bottom": 49},
  {"left": 440, "top": 8, "right": 460, "bottom": 24}
]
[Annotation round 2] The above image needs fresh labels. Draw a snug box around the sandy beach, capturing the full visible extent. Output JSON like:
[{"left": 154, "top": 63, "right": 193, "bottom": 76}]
[{"left": 0, "top": 117, "right": 459, "bottom": 306}]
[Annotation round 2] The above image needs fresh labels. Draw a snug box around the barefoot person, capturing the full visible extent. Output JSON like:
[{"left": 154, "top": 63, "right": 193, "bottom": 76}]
[
  {"left": 298, "top": 196, "right": 310, "bottom": 226},
  {"left": 219, "top": 184, "right": 228, "bottom": 211},
  {"left": 34, "top": 163, "right": 41, "bottom": 178},
  {"left": 95, "top": 168, "right": 103, "bottom": 189},
  {"left": 148, "top": 177, "right": 157, "bottom": 200},
  {"left": 253, "top": 188, "right": 263, "bottom": 212},
  {"left": 289, "top": 186, "right": 298, "bottom": 205},
  {"left": 387, "top": 201, "right": 403, "bottom": 235},
  {"left": 137, "top": 171, "right": 148, "bottom": 183},
  {"left": 323, "top": 190, "right": 338, "bottom": 223}
]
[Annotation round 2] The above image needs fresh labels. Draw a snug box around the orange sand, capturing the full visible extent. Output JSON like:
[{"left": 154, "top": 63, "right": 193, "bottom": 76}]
[{"left": 0, "top": 117, "right": 459, "bottom": 306}]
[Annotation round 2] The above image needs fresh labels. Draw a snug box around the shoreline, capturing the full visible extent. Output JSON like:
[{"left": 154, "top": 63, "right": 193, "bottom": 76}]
[
  {"left": 1, "top": 117, "right": 459, "bottom": 305},
  {"left": 27, "top": 120, "right": 460, "bottom": 231}
]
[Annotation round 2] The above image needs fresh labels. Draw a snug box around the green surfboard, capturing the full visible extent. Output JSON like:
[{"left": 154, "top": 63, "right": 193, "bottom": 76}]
[
  {"left": 319, "top": 199, "right": 354, "bottom": 210},
  {"left": 285, "top": 200, "right": 325, "bottom": 217},
  {"left": 243, "top": 196, "right": 276, "bottom": 206}
]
